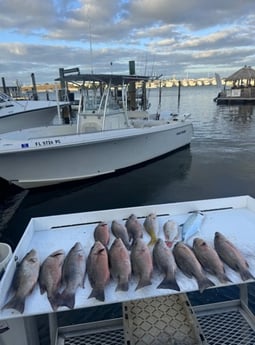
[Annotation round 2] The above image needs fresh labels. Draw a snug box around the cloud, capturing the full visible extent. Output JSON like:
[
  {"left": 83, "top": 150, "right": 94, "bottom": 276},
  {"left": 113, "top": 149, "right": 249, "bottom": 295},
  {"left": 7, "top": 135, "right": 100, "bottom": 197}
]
[{"left": 0, "top": 0, "right": 255, "bottom": 83}]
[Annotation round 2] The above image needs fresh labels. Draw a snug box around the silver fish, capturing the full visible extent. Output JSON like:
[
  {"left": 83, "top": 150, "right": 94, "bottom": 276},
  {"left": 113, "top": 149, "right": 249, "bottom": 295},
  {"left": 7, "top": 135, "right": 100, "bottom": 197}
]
[
  {"left": 143, "top": 213, "right": 158, "bottom": 246},
  {"left": 87, "top": 241, "right": 110, "bottom": 301},
  {"left": 125, "top": 214, "right": 143, "bottom": 244},
  {"left": 60, "top": 242, "right": 86, "bottom": 309},
  {"left": 39, "top": 249, "right": 65, "bottom": 311},
  {"left": 130, "top": 238, "right": 153, "bottom": 290},
  {"left": 193, "top": 238, "right": 231, "bottom": 284},
  {"left": 111, "top": 220, "right": 130, "bottom": 249},
  {"left": 109, "top": 238, "right": 131, "bottom": 291},
  {"left": 182, "top": 212, "right": 205, "bottom": 243},
  {"left": 173, "top": 242, "right": 214, "bottom": 293},
  {"left": 163, "top": 220, "right": 180, "bottom": 248},
  {"left": 94, "top": 222, "right": 110, "bottom": 247},
  {"left": 214, "top": 231, "right": 254, "bottom": 281},
  {"left": 3, "top": 249, "right": 40, "bottom": 313},
  {"left": 153, "top": 239, "right": 180, "bottom": 291}
]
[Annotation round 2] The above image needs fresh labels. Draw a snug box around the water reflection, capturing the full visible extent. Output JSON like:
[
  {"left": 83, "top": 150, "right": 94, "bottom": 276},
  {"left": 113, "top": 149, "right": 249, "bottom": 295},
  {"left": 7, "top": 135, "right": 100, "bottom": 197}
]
[{"left": 217, "top": 104, "right": 254, "bottom": 123}]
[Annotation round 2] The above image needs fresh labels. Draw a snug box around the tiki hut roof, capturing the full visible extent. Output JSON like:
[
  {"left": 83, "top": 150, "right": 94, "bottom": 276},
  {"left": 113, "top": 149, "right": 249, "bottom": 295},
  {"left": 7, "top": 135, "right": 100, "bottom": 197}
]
[{"left": 225, "top": 65, "right": 255, "bottom": 82}]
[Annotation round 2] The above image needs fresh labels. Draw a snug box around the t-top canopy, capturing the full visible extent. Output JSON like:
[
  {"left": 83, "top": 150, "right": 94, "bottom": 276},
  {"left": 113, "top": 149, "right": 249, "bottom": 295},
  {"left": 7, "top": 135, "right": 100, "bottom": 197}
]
[{"left": 55, "top": 73, "right": 153, "bottom": 85}]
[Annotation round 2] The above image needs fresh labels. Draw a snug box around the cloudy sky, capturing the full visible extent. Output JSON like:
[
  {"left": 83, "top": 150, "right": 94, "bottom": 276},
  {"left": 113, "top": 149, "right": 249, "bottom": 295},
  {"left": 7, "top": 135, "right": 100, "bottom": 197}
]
[{"left": 1, "top": 0, "right": 255, "bottom": 85}]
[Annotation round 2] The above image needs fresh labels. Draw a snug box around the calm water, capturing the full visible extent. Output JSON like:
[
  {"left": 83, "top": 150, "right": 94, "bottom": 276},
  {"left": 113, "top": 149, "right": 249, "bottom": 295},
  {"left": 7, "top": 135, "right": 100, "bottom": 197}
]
[{"left": 1, "top": 85, "right": 255, "bottom": 343}]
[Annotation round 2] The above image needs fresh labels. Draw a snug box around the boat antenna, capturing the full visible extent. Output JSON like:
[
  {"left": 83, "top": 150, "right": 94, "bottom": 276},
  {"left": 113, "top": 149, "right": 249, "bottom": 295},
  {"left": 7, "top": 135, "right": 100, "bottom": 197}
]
[
  {"left": 86, "top": 10, "right": 94, "bottom": 74},
  {"left": 89, "top": 21, "right": 94, "bottom": 74}
]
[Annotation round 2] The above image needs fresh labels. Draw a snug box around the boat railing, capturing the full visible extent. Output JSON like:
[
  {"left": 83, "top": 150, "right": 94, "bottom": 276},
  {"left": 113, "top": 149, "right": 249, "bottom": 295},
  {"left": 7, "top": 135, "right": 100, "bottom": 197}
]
[{"left": 0, "top": 92, "right": 14, "bottom": 109}]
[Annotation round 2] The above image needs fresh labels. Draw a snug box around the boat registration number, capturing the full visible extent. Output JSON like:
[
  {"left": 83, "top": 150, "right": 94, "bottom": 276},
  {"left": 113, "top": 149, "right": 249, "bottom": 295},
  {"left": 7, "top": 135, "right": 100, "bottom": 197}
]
[{"left": 34, "top": 139, "right": 61, "bottom": 147}]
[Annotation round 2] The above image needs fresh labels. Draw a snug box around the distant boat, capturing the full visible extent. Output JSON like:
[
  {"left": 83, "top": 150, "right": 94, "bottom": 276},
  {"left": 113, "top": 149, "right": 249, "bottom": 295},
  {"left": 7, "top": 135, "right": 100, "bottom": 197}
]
[
  {"left": 0, "top": 91, "right": 71, "bottom": 134},
  {"left": 0, "top": 73, "right": 193, "bottom": 189},
  {"left": 214, "top": 66, "right": 255, "bottom": 105}
]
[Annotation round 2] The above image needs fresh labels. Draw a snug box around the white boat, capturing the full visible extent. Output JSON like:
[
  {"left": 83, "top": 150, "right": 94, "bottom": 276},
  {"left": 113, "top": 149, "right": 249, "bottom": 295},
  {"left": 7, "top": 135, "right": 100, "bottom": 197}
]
[
  {"left": 0, "top": 74, "right": 193, "bottom": 189},
  {"left": 0, "top": 91, "right": 71, "bottom": 133}
]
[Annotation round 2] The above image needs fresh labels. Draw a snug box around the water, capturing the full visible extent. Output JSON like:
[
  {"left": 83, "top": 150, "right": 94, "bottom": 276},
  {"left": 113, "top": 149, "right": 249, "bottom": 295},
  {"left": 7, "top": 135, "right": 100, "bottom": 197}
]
[{"left": 1, "top": 85, "right": 255, "bottom": 343}]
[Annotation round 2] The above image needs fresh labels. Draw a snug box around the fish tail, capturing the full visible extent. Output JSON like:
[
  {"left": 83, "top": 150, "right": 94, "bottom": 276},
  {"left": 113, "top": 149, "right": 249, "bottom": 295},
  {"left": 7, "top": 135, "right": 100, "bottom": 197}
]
[
  {"left": 48, "top": 292, "right": 62, "bottom": 311},
  {"left": 3, "top": 296, "right": 25, "bottom": 314},
  {"left": 88, "top": 288, "right": 105, "bottom": 302},
  {"left": 240, "top": 269, "right": 255, "bottom": 281},
  {"left": 157, "top": 277, "right": 180, "bottom": 291},
  {"left": 58, "top": 290, "right": 75, "bottom": 309},
  {"left": 116, "top": 281, "right": 129, "bottom": 292},
  {"left": 135, "top": 278, "right": 152, "bottom": 290},
  {"left": 198, "top": 276, "right": 215, "bottom": 293},
  {"left": 148, "top": 234, "right": 157, "bottom": 246},
  {"left": 124, "top": 242, "right": 131, "bottom": 250},
  {"left": 218, "top": 273, "right": 232, "bottom": 284}
]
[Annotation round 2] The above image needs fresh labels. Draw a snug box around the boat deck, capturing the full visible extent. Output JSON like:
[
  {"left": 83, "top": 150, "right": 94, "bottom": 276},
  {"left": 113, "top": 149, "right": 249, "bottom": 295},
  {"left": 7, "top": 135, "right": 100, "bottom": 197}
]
[{"left": 216, "top": 97, "right": 255, "bottom": 105}]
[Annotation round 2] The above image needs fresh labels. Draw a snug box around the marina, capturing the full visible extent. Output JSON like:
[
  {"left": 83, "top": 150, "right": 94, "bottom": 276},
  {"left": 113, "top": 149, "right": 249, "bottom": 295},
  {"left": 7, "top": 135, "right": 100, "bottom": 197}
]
[{"left": 0, "top": 85, "right": 255, "bottom": 345}]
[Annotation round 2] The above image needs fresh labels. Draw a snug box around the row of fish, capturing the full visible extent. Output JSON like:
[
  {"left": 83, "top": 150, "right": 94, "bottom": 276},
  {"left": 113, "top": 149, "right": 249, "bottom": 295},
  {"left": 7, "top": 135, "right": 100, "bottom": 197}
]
[
  {"left": 96, "top": 211, "right": 204, "bottom": 250},
  {"left": 2, "top": 212, "right": 254, "bottom": 314}
]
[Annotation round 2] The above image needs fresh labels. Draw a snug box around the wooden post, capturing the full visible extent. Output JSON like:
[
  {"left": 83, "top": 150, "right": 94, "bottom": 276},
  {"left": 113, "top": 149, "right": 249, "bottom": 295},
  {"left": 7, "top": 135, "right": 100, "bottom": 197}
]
[
  {"left": 31, "top": 73, "right": 38, "bottom": 100},
  {"left": 1, "top": 77, "right": 7, "bottom": 95},
  {"left": 178, "top": 80, "right": 181, "bottom": 109},
  {"left": 128, "top": 61, "right": 136, "bottom": 110}
]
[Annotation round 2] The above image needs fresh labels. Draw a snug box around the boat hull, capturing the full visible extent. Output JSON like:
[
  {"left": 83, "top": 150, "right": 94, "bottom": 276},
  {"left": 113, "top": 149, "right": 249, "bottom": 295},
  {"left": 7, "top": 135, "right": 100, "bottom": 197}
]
[{"left": 0, "top": 123, "right": 192, "bottom": 188}]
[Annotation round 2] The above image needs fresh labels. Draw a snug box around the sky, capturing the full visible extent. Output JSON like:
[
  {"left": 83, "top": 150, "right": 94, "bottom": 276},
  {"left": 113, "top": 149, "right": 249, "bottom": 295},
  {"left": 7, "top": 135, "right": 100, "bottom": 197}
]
[{"left": 0, "top": 0, "right": 255, "bottom": 85}]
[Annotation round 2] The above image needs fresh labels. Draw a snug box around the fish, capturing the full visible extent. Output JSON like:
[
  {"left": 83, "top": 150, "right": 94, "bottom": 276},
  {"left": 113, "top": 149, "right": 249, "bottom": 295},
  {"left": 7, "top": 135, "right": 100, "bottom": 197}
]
[
  {"left": 143, "top": 213, "right": 158, "bottom": 246},
  {"left": 59, "top": 242, "right": 86, "bottom": 309},
  {"left": 108, "top": 238, "right": 131, "bottom": 291},
  {"left": 39, "top": 249, "right": 65, "bottom": 311},
  {"left": 94, "top": 222, "right": 110, "bottom": 247},
  {"left": 3, "top": 249, "right": 40, "bottom": 313},
  {"left": 173, "top": 242, "right": 214, "bottom": 293},
  {"left": 182, "top": 212, "right": 205, "bottom": 243},
  {"left": 214, "top": 231, "right": 254, "bottom": 281},
  {"left": 87, "top": 241, "right": 110, "bottom": 301},
  {"left": 163, "top": 220, "right": 180, "bottom": 248},
  {"left": 192, "top": 238, "right": 231, "bottom": 284},
  {"left": 153, "top": 238, "right": 180, "bottom": 291},
  {"left": 125, "top": 214, "right": 143, "bottom": 245},
  {"left": 111, "top": 220, "right": 130, "bottom": 249},
  {"left": 130, "top": 238, "right": 153, "bottom": 290}
]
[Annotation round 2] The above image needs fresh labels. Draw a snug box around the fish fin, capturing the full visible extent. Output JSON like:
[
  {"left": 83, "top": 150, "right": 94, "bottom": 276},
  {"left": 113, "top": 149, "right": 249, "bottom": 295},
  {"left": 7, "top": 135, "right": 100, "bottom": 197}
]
[
  {"left": 240, "top": 269, "right": 255, "bottom": 281},
  {"left": 3, "top": 296, "right": 25, "bottom": 314},
  {"left": 198, "top": 277, "right": 215, "bottom": 293},
  {"left": 157, "top": 277, "right": 180, "bottom": 291},
  {"left": 135, "top": 278, "right": 152, "bottom": 290},
  {"left": 39, "top": 284, "right": 46, "bottom": 295},
  {"left": 116, "top": 281, "right": 129, "bottom": 292},
  {"left": 88, "top": 288, "right": 105, "bottom": 301},
  {"left": 58, "top": 290, "right": 75, "bottom": 309}
]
